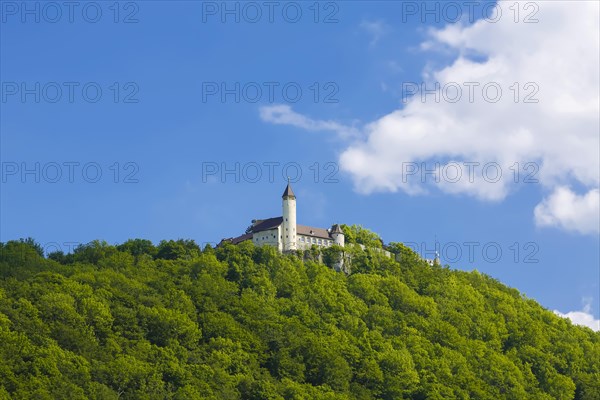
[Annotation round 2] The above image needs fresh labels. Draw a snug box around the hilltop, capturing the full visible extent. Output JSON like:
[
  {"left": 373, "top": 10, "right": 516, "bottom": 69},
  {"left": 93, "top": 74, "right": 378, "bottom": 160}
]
[{"left": 0, "top": 236, "right": 598, "bottom": 399}]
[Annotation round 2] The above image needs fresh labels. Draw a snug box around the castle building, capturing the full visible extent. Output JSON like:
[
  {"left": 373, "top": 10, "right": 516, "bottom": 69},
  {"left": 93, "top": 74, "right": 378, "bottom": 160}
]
[{"left": 219, "top": 182, "right": 345, "bottom": 252}]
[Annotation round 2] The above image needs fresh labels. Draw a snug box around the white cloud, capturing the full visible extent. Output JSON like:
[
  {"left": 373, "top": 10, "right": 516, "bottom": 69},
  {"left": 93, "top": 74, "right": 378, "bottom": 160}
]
[
  {"left": 259, "top": 104, "right": 359, "bottom": 139},
  {"left": 554, "top": 299, "right": 600, "bottom": 331},
  {"left": 534, "top": 187, "right": 600, "bottom": 235},
  {"left": 260, "top": 1, "right": 600, "bottom": 235},
  {"left": 360, "top": 20, "right": 389, "bottom": 46}
]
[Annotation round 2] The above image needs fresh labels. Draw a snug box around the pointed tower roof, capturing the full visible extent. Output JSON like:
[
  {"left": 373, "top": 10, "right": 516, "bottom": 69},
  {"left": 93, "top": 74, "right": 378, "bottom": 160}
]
[
  {"left": 331, "top": 224, "right": 343, "bottom": 234},
  {"left": 282, "top": 180, "right": 296, "bottom": 199}
]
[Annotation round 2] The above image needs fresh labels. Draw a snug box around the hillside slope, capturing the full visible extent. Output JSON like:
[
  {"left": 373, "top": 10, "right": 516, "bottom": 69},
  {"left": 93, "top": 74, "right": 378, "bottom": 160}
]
[{"left": 0, "top": 239, "right": 598, "bottom": 399}]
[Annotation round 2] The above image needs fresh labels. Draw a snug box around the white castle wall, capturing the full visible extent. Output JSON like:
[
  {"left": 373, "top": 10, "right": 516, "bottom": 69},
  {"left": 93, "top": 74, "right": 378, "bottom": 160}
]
[{"left": 282, "top": 196, "right": 297, "bottom": 251}]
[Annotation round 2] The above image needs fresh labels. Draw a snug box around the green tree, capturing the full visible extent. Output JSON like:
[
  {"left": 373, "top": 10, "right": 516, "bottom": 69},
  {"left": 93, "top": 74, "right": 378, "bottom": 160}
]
[
  {"left": 341, "top": 224, "right": 383, "bottom": 248},
  {"left": 73, "top": 240, "right": 118, "bottom": 264},
  {"left": 117, "top": 239, "right": 157, "bottom": 258},
  {"left": 156, "top": 239, "right": 200, "bottom": 260},
  {"left": 0, "top": 236, "right": 599, "bottom": 399}
]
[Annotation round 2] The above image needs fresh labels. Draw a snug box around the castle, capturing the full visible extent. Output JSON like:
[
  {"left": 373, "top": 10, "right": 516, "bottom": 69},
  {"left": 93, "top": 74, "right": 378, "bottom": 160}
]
[
  {"left": 218, "top": 183, "right": 441, "bottom": 269},
  {"left": 219, "top": 182, "right": 346, "bottom": 252}
]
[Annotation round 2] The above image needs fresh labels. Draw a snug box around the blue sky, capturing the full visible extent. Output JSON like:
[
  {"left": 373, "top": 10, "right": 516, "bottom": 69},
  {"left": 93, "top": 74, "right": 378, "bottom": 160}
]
[{"left": 1, "top": 1, "right": 599, "bottom": 329}]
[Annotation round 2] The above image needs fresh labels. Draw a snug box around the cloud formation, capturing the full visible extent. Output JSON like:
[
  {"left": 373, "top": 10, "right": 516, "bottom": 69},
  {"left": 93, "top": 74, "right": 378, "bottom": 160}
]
[
  {"left": 534, "top": 187, "right": 600, "bottom": 235},
  {"left": 259, "top": 105, "right": 359, "bottom": 140},
  {"left": 260, "top": 1, "right": 599, "bottom": 234},
  {"left": 360, "top": 20, "right": 390, "bottom": 46},
  {"left": 554, "top": 298, "right": 600, "bottom": 332}
]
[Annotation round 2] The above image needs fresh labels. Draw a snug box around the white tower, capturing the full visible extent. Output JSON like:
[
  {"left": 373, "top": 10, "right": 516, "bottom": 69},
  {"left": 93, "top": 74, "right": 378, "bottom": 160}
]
[
  {"left": 282, "top": 180, "right": 297, "bottom": 251},
  {"left": 331, "top": 224, "right": 345, "bottom": 247}
]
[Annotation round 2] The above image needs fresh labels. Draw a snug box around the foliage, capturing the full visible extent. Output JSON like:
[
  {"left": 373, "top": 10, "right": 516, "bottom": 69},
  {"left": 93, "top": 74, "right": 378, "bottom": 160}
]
[
  {"left": 156, "top": 239, "right": 201, "bottom": 260},
  {"left": 0, "top": 238, "right": 598, "bottom": 399},
  {"left": 322, "top": 245, "right": 344, "bottom": 269},
  {"left": 341, "top": 225, "right": 383, "bottom": 249}
]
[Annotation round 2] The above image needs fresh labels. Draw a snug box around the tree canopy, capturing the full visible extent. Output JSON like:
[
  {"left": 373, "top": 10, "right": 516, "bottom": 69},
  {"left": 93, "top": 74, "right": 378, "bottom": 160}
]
[
  {"left": 0, "top": 238, "right": 598, "bottom": 399},
  {"left": 341, "top": 225, "right": 383, "bottom": 249}
]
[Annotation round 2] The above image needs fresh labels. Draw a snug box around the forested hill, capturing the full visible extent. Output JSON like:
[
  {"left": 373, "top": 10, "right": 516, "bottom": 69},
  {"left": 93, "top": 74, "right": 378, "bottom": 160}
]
[{"left": 0, "top": 238, "right": 598, "bottom": 399}]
